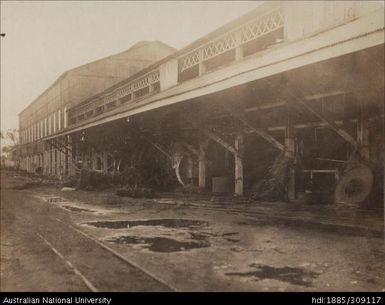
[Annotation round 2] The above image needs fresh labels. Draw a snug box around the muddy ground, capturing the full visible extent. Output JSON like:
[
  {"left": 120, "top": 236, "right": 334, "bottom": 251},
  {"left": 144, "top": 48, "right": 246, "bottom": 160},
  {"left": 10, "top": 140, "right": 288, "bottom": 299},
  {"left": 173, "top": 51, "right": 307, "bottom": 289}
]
[{"left": 1, "top": 171, "right": 384, "bottom": 291}]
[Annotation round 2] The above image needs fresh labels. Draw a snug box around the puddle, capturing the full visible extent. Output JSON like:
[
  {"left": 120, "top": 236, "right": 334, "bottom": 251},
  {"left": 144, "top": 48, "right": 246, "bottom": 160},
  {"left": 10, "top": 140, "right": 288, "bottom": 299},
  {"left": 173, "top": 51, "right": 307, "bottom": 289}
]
[
  {"left": 61, "top": 205, "right": 95, "bottom": 213},
  {"left": 84, "top": 219, "right": 208, "bottom": 230},
  {"left": 222, "top": 232, "right": 239, "bottom": 237},
  {"left": 105, "top": 236, "right": 210, "bottom": 253},
  {"left": 225, "top": 264, "right": 319, "bottom": 287}
]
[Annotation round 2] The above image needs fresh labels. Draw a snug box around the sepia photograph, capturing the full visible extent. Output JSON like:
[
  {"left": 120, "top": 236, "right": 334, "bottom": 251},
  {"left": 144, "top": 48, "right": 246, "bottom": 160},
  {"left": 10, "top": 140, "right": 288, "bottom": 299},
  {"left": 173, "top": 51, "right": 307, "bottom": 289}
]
[{"left": 0, "top": 0, "right": 384, "bottom": 300}]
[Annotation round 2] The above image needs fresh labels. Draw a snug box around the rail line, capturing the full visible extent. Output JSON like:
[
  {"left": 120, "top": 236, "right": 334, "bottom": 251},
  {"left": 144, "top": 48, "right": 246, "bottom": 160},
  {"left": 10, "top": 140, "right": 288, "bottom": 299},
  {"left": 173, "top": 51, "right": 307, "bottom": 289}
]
[
  {"left": 54, "top": 217, "right": 178, "bottom": 292},
  {"left": 37, "top": 232, "right": 98, "bottom": 292},
  {"left": 37, "top": 216, "right": 176, "bottom": 292}
]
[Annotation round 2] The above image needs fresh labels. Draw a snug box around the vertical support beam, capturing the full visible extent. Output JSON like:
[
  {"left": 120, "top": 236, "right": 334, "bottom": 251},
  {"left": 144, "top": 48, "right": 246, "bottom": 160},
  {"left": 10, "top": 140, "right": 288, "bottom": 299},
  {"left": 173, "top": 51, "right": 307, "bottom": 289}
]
[
  {"left": 198, "top": 140, "right": 208, "bottom": 190},
  {"left": 54, "top": 149, "right": 58, "bottom": 176},
  {"left": 49, "top": 148, "right": 52, "bottom": 175},
  {"left": 285, "top": 107, "right": 296, "bottom": 201},
  {"left": 234, "top": 133, "right": 244, "bottom": 196},
  {"left": 64, "top": 136, "right": 68, "bottom": 176},
  {"left": 43, "top": 150, "right": 47, "bottom": 174},
  {"left": 58, "top": 138, "right": 63, "bottom": 176},
  {"left": 67, "top": 136, "right": 72, "bottom": 176},
  {"left": 358, "top": 116, "right": 370, "bottom": 161},
  {"left": 149, "top": 83, "right": 155, "bottom": 94},
  {"left": 91, "top": 149, "right": 97, "bottom": 170},
  {"left": 103, "top": 152, "right": 108, "bottom": 173},
  {"left": 186, "top": 156, "right": 194, "bottom": 184}
]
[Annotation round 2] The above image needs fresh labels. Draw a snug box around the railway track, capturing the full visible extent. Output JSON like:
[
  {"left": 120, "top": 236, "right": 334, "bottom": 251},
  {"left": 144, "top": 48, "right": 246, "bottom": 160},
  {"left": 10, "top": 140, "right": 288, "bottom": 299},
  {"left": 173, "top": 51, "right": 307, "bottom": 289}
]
[
  {"left": 36, "top": 216, "right": 176, "bottom": 292},
  {"left": 33, "top": 192, "right": 382, "bottom": 292}
]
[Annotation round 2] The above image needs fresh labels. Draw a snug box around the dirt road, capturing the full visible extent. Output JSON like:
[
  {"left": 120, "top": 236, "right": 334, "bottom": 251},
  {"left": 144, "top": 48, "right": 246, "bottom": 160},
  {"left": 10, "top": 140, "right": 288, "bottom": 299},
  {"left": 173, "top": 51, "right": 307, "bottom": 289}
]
[{"left": 1, "top": 171, "right": 384, "bottom": 291}]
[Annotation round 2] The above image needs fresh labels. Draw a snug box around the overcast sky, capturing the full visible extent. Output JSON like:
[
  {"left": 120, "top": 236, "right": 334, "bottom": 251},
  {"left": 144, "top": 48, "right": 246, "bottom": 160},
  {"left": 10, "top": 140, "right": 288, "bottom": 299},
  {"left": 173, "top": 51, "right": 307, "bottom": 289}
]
[{"left": 0, "top": 1, "right": 262, "bottom": 132}]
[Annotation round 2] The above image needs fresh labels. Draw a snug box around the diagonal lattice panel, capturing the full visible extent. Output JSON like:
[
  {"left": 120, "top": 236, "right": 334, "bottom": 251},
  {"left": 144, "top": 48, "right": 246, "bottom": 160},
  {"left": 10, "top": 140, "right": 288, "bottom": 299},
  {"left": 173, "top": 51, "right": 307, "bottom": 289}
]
[
  {"left": 241, "top": 10, "right": 284, "bottom": 44},
  {"left": 179, "top": 8, "right": 284, "bottom": 72}
]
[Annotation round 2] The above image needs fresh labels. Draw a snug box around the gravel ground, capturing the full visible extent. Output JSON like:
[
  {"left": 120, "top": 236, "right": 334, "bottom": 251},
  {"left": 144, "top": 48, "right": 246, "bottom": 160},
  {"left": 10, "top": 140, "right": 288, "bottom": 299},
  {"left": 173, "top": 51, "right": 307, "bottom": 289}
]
[{"left": 1, "top": 171, "right": 384, "bottom": 291}]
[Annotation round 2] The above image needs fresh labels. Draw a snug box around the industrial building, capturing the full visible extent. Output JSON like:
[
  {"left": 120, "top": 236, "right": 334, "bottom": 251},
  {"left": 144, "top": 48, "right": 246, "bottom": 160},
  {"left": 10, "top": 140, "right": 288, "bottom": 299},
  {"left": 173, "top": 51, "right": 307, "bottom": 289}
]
[
  {"left": 18, "top": 1, "right": 384, "bottom": 205},
  {"left": 18, "top": 41, "right": 176, "bottom": 176}
]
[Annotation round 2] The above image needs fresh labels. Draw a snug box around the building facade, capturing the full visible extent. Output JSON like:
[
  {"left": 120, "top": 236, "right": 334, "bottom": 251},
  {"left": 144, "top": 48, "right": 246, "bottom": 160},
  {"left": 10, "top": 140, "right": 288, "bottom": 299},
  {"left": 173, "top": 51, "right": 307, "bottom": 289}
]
[
  {"left": 18, "top": 1, "right": 384, "bottom": 204},
  {"left": 18, "top": 41, "right": 175, "bottom": 176}
]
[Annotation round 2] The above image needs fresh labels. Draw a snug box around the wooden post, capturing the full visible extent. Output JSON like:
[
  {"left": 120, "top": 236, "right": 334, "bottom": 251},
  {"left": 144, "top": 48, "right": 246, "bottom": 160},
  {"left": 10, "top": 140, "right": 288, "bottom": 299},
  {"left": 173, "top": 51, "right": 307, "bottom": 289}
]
[
  {"left": 234, "top": 133, "right": 244, "bottom": 196},
  {"left": 285, "top": 107, "right": 296, "bottom": 201},
  {"left": 67, "top": 135, "right": 74, "bottom": 176},
  {"left": 198, "top": 140, "right": 208, "bottom": 190},
  {"left": 358, "top": 106, "right": 370, "bottom": 161},
  {"left": 103, "top": 152, "right": 108, "bottom": 173},
  {"left": 186, "top": 156, "right": 194, "bottom": 183},
  {"left": 54, "top": 149, "right": 58, "bottom": 176},
  {"left": 43, "top": 150, "right": 46, "bottom": 174},
  {"left": 49, "top": 149, "right": 53, "bottom": 175},
  {"left": 91, "top": 149, "right": 98, "bottom": 170}
]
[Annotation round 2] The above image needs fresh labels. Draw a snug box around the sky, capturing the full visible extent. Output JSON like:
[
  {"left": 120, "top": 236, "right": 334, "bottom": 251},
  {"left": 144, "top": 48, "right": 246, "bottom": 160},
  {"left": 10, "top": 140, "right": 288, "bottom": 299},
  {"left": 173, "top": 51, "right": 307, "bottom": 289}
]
[{"left": 0, "top": 0, "right": 263, "bottom": 132}]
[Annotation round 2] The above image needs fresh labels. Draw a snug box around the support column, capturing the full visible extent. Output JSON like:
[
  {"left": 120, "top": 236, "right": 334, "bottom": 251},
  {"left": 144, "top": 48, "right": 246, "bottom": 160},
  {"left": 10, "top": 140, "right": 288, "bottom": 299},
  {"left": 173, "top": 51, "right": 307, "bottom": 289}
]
[
  {"left": 186, "top": 156, "right": 194, "bottom": 184},
  {"left": 64, "top": 137, "right": 68, "bottom": 176},
  {"left": 285, "top": 107, "right": 296, "bottom": 201},
  {"left": 48, "top": 148, "right": 52, "bottom": 175},
  {"left": 54, "top": 149, "right": 58, "bottom": 176},
  {"left": 43, "top": 151, "right": 46, "bottom": 174},
  {"left": 91, "top": 150, "right": 97, "bottom": 170},
  {"left": 67, "top": 135, "right": 74, "bottom": 176},
  {"left": 60, "top": 145, "right": 65, "bottom": 178},
  {"left": 103, "top": 152, "right": 108, "bottom": 173},
  {"left": 234, "top": 133, "right": 244, "bottom": 196},
  {"left": 358, "top": 118, "right": 370, "bottom": 161},
  {"left": 198, "top": 140, "right": 208, "bottom": 190}
]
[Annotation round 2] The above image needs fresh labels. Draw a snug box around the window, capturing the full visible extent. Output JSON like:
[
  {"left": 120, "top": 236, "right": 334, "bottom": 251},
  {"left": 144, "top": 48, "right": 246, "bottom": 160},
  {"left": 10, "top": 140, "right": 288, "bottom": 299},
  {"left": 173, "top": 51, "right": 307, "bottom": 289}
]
[
  {"left": 95, "top": 106, "right": 104, "bottom": 115},
  {"left": 120, "top": 94, "right": 132, "bottom": 104},
  {"left": 106, "top": 101, "right": 117, "bottom": 110},
  {"left": 134, "top": 87, "right": 150, "bottom": 98}
]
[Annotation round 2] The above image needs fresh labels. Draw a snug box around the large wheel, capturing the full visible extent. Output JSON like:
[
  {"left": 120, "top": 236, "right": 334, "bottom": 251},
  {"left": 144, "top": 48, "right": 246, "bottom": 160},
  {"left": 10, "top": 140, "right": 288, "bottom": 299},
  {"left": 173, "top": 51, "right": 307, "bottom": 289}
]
[{"left": 334, "top": 164, "right": 373, "bottom": 204}]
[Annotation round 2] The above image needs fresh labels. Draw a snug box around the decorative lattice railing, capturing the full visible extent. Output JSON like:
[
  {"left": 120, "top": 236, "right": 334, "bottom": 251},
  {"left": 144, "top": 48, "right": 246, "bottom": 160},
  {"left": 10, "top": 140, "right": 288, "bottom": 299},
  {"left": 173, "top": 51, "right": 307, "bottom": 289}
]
[{"left": 179, "top": 8, "right": 284, "bottom": 72}]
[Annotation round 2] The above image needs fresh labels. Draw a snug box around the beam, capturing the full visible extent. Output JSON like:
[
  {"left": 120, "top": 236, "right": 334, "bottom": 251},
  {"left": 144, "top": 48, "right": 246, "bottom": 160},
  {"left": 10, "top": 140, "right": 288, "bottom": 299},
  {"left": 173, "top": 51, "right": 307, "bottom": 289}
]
[
  {"left": 199, "top": 128, "right": 237, "bottom": 155},
  {"left": 244, "top": 100, "right": 286, "bottom": 112},
  {"left": 47, "top": 139, "right": 67, "bottom": 155},
  {"left": 181, "top": 143, "right": 199, "bottom": 157},
  {"left": 244, "top": 91, "right": 347, "bottom": 113},
  {"left": 103, "top": 152, "right": 108, "bottom": 173},
  {"left": 234, "top": 134, "right": 243, "bottom": 196},
  {"left": 282, "top": 95, "right": 358, "bottom": 147},
  {"left": 146, "top": 140, "right": 172, "bottom": 160},
  {"left": 231, "top": 112, "right": 287, "bottom": 153},
  {"left": 285, "top": 106, "right": 296, "bottom": 201},
  {"left": 198, "top": 140, "right": 208, "bottom": 190}
]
